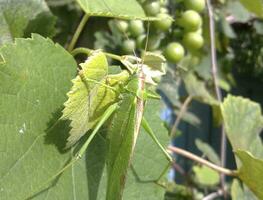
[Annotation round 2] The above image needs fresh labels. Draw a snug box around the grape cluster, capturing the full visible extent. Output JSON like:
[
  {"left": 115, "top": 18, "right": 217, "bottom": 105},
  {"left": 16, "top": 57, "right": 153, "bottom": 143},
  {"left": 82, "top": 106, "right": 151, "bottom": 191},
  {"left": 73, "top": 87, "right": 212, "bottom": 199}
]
[{"left": 114, "top": 0, "right": 206, "bottom": 64}]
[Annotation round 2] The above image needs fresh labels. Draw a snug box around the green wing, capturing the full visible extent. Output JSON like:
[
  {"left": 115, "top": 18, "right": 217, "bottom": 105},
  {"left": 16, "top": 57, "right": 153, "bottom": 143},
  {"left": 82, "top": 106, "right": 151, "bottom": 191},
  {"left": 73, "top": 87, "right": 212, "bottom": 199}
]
[{"left": 106, "top": 76, "right": 139, "bottom": 200}]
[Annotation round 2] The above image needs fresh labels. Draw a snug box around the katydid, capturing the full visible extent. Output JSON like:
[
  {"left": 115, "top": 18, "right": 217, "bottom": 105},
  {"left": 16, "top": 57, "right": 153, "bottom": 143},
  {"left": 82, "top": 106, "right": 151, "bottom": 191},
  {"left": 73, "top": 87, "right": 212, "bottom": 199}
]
[{"left": 27, "top": 20, "right": 172, "bottom": 200}]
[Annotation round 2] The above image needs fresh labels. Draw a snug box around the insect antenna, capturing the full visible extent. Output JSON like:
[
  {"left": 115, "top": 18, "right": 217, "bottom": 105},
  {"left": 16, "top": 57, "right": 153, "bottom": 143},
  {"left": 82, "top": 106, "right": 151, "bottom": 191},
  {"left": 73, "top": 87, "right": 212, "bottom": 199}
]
[{"left": 101, "top": 0, "right": 151, "bottom": 70}]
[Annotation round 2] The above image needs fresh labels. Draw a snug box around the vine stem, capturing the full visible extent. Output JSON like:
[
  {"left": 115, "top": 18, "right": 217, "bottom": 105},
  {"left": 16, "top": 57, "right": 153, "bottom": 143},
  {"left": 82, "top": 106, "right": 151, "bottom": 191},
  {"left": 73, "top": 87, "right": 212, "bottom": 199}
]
[
  {"left": 67, "top": 14, "right": 90, "bottom": 52},
  {"left": 170, "top": 96, "right": 192, "bottom": 137},
  {"left": 203, "top": 188, "right": 225, "bottom": 200},
  {"left": 71, "top": 47, "right": 122, "bottom": 61},
  {"left": 205, "top": 0, "right": 227, "bottom": 191},
  {"left": 168, "top": 146, "right": 237, "bottom": 176}
]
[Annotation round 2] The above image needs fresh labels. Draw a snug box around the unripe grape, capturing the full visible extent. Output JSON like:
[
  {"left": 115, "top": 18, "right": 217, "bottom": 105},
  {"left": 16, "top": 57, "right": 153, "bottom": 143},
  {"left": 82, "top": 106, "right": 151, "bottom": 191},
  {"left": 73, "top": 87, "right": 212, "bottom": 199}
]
[
  {"left": 153, "top": 13, "right": 173, "bottom": 32},
  {"left": 179, "top": 10, "right": 202, "bottom": 31},
  {"left": 183, "top": 32, "right": 204, "bottom": 50},
  {"left": 129, "top": 20, "right": 145, "bottom": 37},
  {"left": 165, "top": 42, "right": 185, "bottom": 63},
  {"left": 143, "top": 1, "right": 160, "bottom": 16},
  {"left": 116, "top": 20, "right": 128, "bottom": 32},
  {"left": 184, "top": 0, "right": 205, "bottom": 13},
  {"left": 122, "top": 40, "right": 136, "bottom": 54}
]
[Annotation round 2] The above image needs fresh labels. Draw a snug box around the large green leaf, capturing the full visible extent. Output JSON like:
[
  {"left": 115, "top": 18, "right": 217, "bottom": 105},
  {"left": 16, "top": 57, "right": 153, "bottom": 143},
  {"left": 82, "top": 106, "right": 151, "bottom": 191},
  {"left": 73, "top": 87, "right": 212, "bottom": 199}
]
[
  {"left": 75, "top": 0, "right": 147, "bottom": 20},
  {"left": 0, "top": 34, "right": 86, "bottom": 199},
  {"left": 221, "top": 95, "right": 263, "bottom": 163},
  {"left": 0, "top": 0, "right": 56, "bottom": 45},
  {"left": 239, "top": 0, "right": 263, "bottom": 18},
  {"left": 235, "top": 150, "right": 263, "bottom": 200}
]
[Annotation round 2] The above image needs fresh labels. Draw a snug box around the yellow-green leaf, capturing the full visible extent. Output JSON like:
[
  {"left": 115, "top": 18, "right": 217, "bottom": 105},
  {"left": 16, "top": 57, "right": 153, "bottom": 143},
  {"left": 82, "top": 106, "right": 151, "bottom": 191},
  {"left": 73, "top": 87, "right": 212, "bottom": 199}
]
[
  {"left": 61, "top": 51, "right": 129, "bottom": 147},
  {"left": 236, "top": 150, "right": 263, "bottom": 200},
  {"left": 221, "top": 95, "right": 263, "bottom": 164},
  {"left": 193, "top": 166, "right": 220, "bottom": 187}
]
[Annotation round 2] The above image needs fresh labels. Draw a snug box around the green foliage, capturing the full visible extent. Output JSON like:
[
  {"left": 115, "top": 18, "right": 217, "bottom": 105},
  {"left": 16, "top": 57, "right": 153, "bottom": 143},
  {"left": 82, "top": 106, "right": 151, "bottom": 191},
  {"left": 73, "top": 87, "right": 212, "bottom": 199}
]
[
  {"left": 0, "top": 0, "right": 56, "bottom": 45},
  {"left": 193, "top": 166, "right": 220, "bottom": 187},
  {"left": 0, "top": 34, "right": 78, "bottom": 199},
  {"left": 236, "top": 150, "right": 263, "bottom": 199},
  {"left": 195, "top": 139, "right": 221, "bottom": 165},
  {"left": 231, "top": 179, "right": 258, "bottom": 200},
  {"left": 1, "top": 0, "right": 263, "bottom": 199},
  {"left": 221, "top": 95, "right": 263, "bottom": 199},
  {"left": 183, "top": 73, "right": 219, "bottom": 106},
  {"left": 239, "top": 0, "right": 263, "bottom": 18},
  {"left": 221, "top": 95, "right": 263, "bottom": 162}
]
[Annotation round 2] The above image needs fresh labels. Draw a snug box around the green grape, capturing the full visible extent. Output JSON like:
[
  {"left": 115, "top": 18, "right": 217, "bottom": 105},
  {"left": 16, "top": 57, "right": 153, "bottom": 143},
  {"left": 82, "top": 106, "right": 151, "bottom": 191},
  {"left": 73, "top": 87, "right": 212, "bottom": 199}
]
[
  {"left": 179, "top": 10, "right": 202, "bottom": 31},
  {"left": 122, "top": 39, "right": 136, "bottom": 54},
  {"left": 129, "top": 20, "right": 145, "bottom": 37},
  {"left": 184, "top": 0, "right": 205, "bottom": 13},
  {"left": 153, "top": 13, "right": 173, "bottom": 32},
  {"left": 143, "top": 1, "right": 160, "bottom": 16},
  {"left": 116, "top": 20, "right": 129, "bottom": 32},
  {"left": 183, "top": 32, "right": 204, "bottom": 51},
  {"left": 164, "top": 42, "right": 185, "bottom": 63}
]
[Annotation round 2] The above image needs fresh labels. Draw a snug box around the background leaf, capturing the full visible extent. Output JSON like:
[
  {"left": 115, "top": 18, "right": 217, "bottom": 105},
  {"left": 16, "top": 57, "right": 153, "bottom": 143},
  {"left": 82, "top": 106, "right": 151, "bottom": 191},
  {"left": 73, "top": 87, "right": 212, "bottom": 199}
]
[
  {"left": 183, "top": 73, "right": 219, "bottom": 106},
  {"left": 231, "top": 179, "right": 258, "bottom": 200},
  {"left": 0, "top": 0, "right": 56, "bottom": 45},
  {"left": 235, "top": 150, "right": 263, "bottom": 200},
  {"left": 75, "top": 0, "right": 147, "bottom": 20},
  {"left": 195, "top": 139, "right": 220, "bottom": 165},
  {"left": 192, "top": 166, "right": 220, "bottom": 187},
  {"left": 239, "top": 0, "right": 263, "bottom": 18},
  {"left": 221, "top": 95, "right": 263, "bottom": 163}
]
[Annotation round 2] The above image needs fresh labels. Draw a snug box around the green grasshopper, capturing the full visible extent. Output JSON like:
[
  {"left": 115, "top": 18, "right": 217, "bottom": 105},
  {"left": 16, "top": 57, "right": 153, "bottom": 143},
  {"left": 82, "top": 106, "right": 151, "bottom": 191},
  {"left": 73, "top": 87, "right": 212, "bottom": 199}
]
[
  {"left": 59, "top": 50, "right": 173, "bottom": 200},
  {"left": 29, "top": 20, "right": 173, "bottom": 200}
]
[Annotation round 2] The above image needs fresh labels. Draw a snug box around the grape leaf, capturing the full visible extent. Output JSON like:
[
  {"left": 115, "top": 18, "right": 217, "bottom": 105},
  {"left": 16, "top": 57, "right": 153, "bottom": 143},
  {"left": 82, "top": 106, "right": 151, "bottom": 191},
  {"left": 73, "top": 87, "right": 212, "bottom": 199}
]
[
  {"left": 239, "top": 0, "right": 263, "bottom": 18},
  {"left": 0, "top": 34, "right": 84, "bottom": 199},
  {"left": 75, "top": 0, "right": 148, "bottom": 20},
  {"left": 221, "top": 95, "right": 263, "bottom": 199},
  {"left": 236, "top": 150, "right": 263, "bottom": 200},
  {"left": 221, "top": 95, "right": 263, "bottom": 164},
  {"left": 61, "top": 51, "right": 129, "bottom": 147},
  {"left": 231, "top": 179, "right": 258, "bottom": 200},
  {"left": 0, "top": 0, "right": 56, "bottom": 45}
]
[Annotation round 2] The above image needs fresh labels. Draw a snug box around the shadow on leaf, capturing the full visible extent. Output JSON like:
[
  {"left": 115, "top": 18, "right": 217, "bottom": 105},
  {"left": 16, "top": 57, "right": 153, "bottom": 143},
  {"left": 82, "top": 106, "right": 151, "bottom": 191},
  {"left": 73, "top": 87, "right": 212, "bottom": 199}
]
[{"left": 44, "top": 108, "right": 71, "bottom": 153}]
